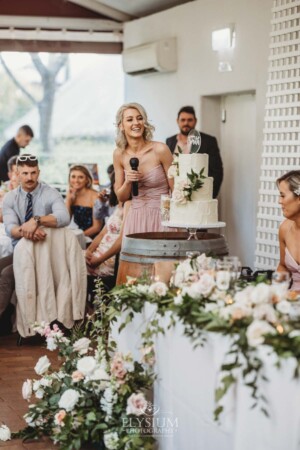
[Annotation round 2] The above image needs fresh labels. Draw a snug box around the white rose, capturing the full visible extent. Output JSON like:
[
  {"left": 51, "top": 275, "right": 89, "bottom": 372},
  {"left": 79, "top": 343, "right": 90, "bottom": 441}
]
[
  {"left": 173, "top": 293, "right": 183, "bottom": 305},
  {"left": 135, "top": 284, "right": 150, "bottom": 294},
  {"left": 24, "top": 415, "right": 36, "bottom": 427},
  {"left": 172, "top": 188, "right": 187, "bottom": 205},
  {"left": 250, "top": 283, "right": 272, "bottom": 305},
  {"left": 276, "top": 300, "right": 291, "bottom": 315},
  {"left": 234, "top": 286, "right": 254, "bottom": 307},
  {"left": 246, "top": 320, "right": 275, "bottom": 347},
  {"left": 229, "top": 303, "right": 252, "bottom": 321},
  {"left": 196, "top": 254, "right": 212, "bottom": 269},
  {"left": 35, "top": 388, "right": 44, "bottom": 399},
  {"left": 216, "top": 271, "right": 231, "bottom": 291},
  {"left": 196, "top": 273, "right": 216, "bottom": 296},
  {"left": 88, "top": 367, "right": 110, "bottom": 381},
  {"left": 167, "top": 164, "right": 178, "bottom": 179},
  {"left": 34, "top": 355, "right": 51, "bottom": 375},
  {"left": 253, "top": 304, "right": 277, "bottom": 323},
  {"left": 58, "top": 389, "right": 80, "bottom": 412},
  {"left": 77, "top": 356, "right": 97, "bottom": 375},
  {"left": 149, "top": 281, "right": 168, "bottom": 297},
  {"left": 0, "top": 425, "right": 11, "bottom": 441},
  {"left": 172, "top": 270, "right": 185, "bottom": 287},
  {"left": 22, "top": 379, "right": 32, "bottom": 401},
  {"left": 271, "top": 284, "right": 289, "bottom": 301},
  {"left": 126, "top": 393, "right": 148, "bottom": 416},
  {"left": 40, "top": 377, "right": 53, "bottom": 388},
  {"left": 33, "top": 380, "right": 41, "bottom": 391},
  {"left": 73, "top": 337, "right": 91, "bottom": 355},
  {"left": 104, "top": 431, "right": 119, "bottom": 450},
  {"left": 46, "top": 336, "right": 57, "bottom": 351},
  {"left": 182, "top": 285, "right": 198, "bottom": 299}
]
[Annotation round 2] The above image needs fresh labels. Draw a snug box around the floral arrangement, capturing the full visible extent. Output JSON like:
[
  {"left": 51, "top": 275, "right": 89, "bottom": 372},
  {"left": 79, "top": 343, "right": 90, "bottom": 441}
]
[
  {"left": 171, "top": 168, "right": 206, "bottom": 205},
  {"left": 0, "top": 320, "right": 155, "bottom": 450},
  {"left": 96, "top": 254, "right": 300, "bottom": 421},
  {"left": 167, "top": 154, "right": 179, "bottom": 179},
  {"left": 167, "top": 145, "right": 206, "bottom": 204}
]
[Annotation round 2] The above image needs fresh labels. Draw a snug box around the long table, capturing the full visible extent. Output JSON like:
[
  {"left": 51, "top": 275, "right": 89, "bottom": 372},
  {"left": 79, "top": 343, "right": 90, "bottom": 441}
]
[{"left": 112, "top": 305, "right": 300, "bottom": 450}]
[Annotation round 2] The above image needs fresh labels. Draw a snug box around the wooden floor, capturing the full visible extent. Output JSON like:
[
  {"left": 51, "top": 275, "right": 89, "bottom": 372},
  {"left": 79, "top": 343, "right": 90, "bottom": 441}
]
[{"left": 0, "top": 334, "right": 58, "bottom": 449}]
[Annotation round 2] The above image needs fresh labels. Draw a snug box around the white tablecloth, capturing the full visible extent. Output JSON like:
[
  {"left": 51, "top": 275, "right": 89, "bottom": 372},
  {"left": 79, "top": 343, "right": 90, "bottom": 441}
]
[
  {"left": 0, "top": 223, "right": 13, "bottom": 258},
  {"left": 112, "top": 306, "right": 300, "bottom": 450}
]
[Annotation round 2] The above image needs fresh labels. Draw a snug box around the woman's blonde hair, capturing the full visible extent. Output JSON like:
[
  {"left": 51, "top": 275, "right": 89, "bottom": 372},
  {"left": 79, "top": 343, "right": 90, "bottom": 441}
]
[
  {"left": 69, "top": 165, "right": 93, "bottom": 189},
  {"left": 115, "top": 102, "right": 155, "bottom": 150},
  {"left": 276, "top": 170, "right": 300, "bottom": 196}
]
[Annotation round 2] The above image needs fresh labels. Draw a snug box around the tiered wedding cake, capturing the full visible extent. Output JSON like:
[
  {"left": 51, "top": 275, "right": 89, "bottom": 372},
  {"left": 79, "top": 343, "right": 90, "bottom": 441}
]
[{"left": 169, "top": 153, "right": 218, "bottom": 225}]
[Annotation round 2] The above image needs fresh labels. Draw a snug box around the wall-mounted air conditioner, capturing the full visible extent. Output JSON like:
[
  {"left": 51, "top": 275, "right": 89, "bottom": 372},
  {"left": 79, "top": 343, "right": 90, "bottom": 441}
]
[{"left": 122, "top": 37, "right": 177, "bottom": 76}]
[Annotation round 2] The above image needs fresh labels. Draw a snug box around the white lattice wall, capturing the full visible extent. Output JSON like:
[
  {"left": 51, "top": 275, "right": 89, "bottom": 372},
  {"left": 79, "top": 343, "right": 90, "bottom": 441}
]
[{"left": 255, "top": 0, "right": 300, "bottom": 270}]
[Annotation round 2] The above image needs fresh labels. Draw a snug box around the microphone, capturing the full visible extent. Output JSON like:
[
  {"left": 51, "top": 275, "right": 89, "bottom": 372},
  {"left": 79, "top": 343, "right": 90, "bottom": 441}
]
[{"left": 129, "top": 157, "right": 139, "bottom": 196}]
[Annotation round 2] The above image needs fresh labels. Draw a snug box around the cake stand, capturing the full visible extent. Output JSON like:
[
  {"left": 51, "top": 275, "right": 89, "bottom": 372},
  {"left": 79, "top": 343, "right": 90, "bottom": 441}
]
[{"left": 161, "top": 221, "right": 226, "bottom": 240}]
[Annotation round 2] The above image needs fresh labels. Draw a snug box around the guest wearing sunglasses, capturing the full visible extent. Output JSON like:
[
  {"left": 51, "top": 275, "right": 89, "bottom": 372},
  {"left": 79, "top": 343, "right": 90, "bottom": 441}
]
[{"left": 0, "top": 154, "right": 70, "bottom": 322}]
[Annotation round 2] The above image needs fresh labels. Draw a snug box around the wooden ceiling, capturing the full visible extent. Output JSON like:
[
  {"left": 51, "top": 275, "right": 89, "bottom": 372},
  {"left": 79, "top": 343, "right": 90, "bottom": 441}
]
[{"left": 0, "top": 0, "right": 192, "bottom": 53}]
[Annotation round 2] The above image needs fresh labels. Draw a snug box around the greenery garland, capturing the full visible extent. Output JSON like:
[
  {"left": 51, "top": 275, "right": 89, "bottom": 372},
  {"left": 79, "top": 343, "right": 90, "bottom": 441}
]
[{"left": 93, "top": 257, "right": 300, "bottom": 422}]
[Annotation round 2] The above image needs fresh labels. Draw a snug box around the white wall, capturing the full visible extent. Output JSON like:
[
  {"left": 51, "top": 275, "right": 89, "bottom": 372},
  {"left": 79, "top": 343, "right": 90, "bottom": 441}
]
[
  {"left": 124, "top": 0, "right": 272, "bottom": 142},
  {"left": 123, "top": 0, "right": 273, "bottom": 266}
]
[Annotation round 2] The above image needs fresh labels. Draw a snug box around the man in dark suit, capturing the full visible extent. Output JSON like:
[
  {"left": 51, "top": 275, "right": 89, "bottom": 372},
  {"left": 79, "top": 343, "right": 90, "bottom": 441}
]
[
  {"left": 0, "top": 125, "right": 34, "bottom": 183},
  {"left": 166, "top": 106, "right": 223, "bottom": 198}
]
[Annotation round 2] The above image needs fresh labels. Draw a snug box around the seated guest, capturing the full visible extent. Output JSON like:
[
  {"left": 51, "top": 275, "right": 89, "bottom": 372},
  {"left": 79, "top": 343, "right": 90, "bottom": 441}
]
[
  {"left": 85, "top": 183, "right": 130, "bottom": 278},
  {"left": 94, "top": 171, "right": 118, "bottom": 225},
  {"left": 0, "top": 156, "right": 19, "bottom": 222},
  {"left": 277, "top": 170, "right": 300, "bottom": 291},
  {"left": 65, "top": 165, "right": 102, "bottom": 238},
  {"left": 0, "top": 154, "right": 70, "bottom": 321},
  {"left": 1, "top": 155, "right": 19, "bottom": 192}
]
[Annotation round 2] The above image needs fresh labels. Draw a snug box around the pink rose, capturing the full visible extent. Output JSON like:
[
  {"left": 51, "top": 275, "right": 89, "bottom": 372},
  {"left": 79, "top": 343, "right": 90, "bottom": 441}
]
[
  {"left": 172, "top": 188, "right": 187, "bottom": 205},
  {"left": 54, "top": 410, "right": 66, "bottom": 427},
  {"left": 71, "top": 370, "right": 85, "bottom": 383},
  {"left": 126, "top": 393, "right": 148, "bottom": 416},
  {"left": 111, "top": 353, "right": 127, "bottom": 382}
]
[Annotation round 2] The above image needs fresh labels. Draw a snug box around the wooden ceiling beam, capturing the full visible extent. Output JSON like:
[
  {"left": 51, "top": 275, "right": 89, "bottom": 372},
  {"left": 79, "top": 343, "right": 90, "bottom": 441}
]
[
  {"left": 0, "top": 39, "right": 122, "bottom": 53},
  {"left": 0, "top": 29, "right": 122, "bottom": 42},
  {"left": 0, "top": 16, "right": 123, "bottom": 32},
  {"left": 67, "top": 0, "right": 133, "bottom": 22}
]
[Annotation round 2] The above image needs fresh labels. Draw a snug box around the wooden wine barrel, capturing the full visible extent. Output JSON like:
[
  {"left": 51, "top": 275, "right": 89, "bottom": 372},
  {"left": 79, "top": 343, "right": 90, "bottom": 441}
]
[{"left": 116, "top": 231, "right": 228, "bottom": 285}]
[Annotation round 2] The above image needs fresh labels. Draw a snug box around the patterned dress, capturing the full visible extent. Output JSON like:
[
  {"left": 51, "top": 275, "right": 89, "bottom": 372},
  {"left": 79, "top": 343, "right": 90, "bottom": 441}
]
[{"left": 87, "top": 206, "right": 123, "bottom": 277}]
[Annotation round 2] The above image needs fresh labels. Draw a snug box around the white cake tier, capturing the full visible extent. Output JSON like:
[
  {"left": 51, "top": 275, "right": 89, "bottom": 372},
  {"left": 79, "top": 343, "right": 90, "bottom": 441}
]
[
  {"left": 178, "top": 153, "right": 208, "bottom": 178},
  {"left": 169, "top": 199, "right": 218, "bottom": 225},
  {"left": 174, "top": 177, "right": 213, "bottom": 201}
]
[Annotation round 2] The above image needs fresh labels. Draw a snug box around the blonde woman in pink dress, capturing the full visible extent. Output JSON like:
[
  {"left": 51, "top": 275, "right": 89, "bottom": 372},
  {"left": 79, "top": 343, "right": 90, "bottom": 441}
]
[
  {"left": 277, "top": 170, "right": 300, "bottom": 291},
  {"left": 113, "top": 103, "right": 173, "bottom": 236}
]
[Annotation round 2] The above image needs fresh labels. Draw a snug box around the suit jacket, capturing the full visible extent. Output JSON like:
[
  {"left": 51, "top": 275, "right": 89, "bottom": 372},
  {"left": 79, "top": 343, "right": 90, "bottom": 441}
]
[{"left": 166, "top": 132, "right": 223, "bottom": 198}]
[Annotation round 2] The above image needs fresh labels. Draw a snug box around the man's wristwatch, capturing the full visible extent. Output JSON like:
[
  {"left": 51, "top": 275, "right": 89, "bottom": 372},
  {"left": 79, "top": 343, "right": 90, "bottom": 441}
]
[{"left": 33, "top": 215, "right": 41, "bottom": 226}]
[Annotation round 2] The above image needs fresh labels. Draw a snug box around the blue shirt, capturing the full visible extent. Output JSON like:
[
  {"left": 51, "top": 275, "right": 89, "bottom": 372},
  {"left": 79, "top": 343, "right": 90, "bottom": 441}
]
[{"left": 3, "top": 182, "right": 70, "bottom": 246}]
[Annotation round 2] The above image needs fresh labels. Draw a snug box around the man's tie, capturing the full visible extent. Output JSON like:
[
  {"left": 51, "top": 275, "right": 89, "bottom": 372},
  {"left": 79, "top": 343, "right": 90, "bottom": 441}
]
[{"left": 25, "top": 192, "right": 33, "bottom": 222}]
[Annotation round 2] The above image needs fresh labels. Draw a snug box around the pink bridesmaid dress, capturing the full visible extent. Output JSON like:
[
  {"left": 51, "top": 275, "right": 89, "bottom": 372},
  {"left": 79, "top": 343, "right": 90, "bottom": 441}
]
[
  {"left": 123, "top": 165, "right": 169, "bottom": 236},
  {"left": 285, "top": 248, "right": 300, "bottom": 291}
]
